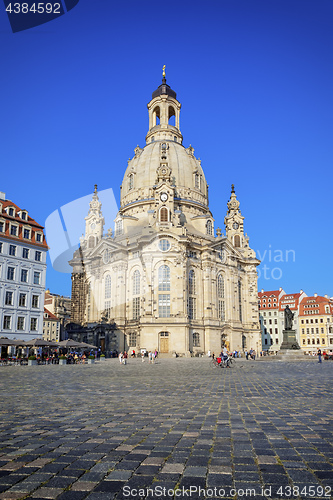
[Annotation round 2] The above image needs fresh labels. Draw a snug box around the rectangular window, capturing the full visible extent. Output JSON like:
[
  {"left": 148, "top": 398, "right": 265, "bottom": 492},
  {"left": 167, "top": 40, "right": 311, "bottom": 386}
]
[
  {"left": 218, "top": 299, "right": 225, "bottom": 320},
  {"left": 35, "top": 251, "right": 41, "bottom": 262},
  {"left": 188, "top": 296, "right": 196, "bottom": 320},
  {"left": 21, "top": 269, "right": 28, "bottom": 282},
  {"left": 159, "top": 294, "right": 170, "bottom": 318},
  {"left": 5, "top": 291, "right": 13, "bottom": 305},
  {"left": 17, "top": 317, "right": 25, "bottom": 330},
  {"left": 10, "top": 225, "right": 18, "bottom": 236},
  {"left": 7, "top": 266, "right": 15, "bottom": 280},
  {"left": 3, "top": 316, "right": 11, "bottom": 330},
  {"left": 36, "top": 233, "right": 42, "bottom": 242},
  {"left": 0, "top": 221, "right": 4, "bottom": 232},
  {"left": 22, "top": 248, "right": 29, "bottom": 259},
  {"left": 23, "top": 228, "right": 30, "bottom": 239},
  {"left": 33, "top": 272, "right": 40, "bottom": 285},
  {"left": 129, "top": 332, "right": 137, "bottom": 346},
  {"left": 0, "top": 242, "right": 2, "bottom": 253},
  {"left": 30, "top": 318, "right": 37, "bottom": 331},
  {"left": 9, "top": 245, "right": 16, "bottom": 256},
  {"left": 19, "top": 293, "right": 26, "bottom": 307},
  {"left": 193, "top": 332, "right": 200, "bottom": 347},
  {"left": 32, "top": 295, "right": 39, "bottom": 308},
  {"left": 133, "top": 297, "right": 140, "bottom": 320},
  {"left": 8, "top": 208, "right": 14, "bottom": 216}
]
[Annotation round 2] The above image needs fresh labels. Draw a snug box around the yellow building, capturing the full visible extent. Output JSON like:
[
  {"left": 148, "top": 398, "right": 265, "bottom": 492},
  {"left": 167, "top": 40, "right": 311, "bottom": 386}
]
[
  {"left": 299, "top": 295, "right": 333, "bottom": 353},
  {"left": 42, "top": 307, "right": 60, "bottom": 343}
]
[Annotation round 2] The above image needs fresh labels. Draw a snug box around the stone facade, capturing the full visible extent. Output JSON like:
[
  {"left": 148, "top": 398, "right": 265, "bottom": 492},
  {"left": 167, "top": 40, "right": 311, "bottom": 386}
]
[{"left": 69, "top": 76, "right": 261, "bottom": 356}]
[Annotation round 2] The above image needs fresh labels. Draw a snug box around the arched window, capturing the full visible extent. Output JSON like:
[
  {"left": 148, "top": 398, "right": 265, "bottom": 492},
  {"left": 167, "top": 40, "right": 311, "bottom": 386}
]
[
  {"left": 206, "top": 220, "right": 212, "bottom": 235},
  {"left": 105, "top": 275, "right": 111, "bottom": 299},
  {"left": 133, "top": 270, "right": 140, "bottom": 295},
  {"left": 158, "top": 265, "right": 170, "bottom": 291},
  {"left": 217, "top": 274, "right": 224, "bottom": 299},
  {"left": 195, "top": 173, "right": 200, "bottom": 189},
  {"left": 129, "top": 174, "right": 134, "bottom": 190},
  {"left": 234, "top": 235, "right": 240, "bottom": 247},
  {"left": 238, "top": 280, "right": 242, "bottom": 322},
  {"left": 132, "top": 270, "right": 141, "bottom": 320},
  {"left": 168, "top": 106, "right": 175, "bottom": 126},
  {"left": 188, "top": 269, "right": 196, "bottom": 320},
  {"left": 217, "top": 274, "right": 225, "bottom": 320},
  {"left": 88, "top": 235, "right": 95, "bottom": 248},
  {"left": 188, "top": 269, "right": 195, "bottom": 295},
  {"left": 153, "top": 106, "right": 160, "bottom": 126},
  {"left": 193, "top": 332, "right": 200, "bottom": 347},
  {"left": 160, "top": 207, "right": 168, "bottom": 223}
]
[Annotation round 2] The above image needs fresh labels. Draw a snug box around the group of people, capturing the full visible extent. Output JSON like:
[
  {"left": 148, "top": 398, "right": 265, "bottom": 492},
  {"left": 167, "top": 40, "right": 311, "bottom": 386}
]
[
  {"left": 141, "top": 350, "right": 158, "bottom": 363},
  {"left": 119, "top": 349, "right": 159, "bottom": 365}
]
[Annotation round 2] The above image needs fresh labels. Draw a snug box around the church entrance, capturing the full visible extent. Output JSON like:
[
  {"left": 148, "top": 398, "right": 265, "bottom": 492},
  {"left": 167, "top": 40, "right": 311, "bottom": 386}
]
[{"left": 159, "top": 332, "right": 169, "bottom": 353}]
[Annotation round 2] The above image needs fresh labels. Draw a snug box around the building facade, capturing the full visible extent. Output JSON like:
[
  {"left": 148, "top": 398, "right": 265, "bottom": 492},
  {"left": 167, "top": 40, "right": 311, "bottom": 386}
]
[
  {"left": 42, "top": 307, "right": 61, "bottom": 342},
  {"left": 69, "top": 76, "right": 261, "bottom": 356},
  {"left": 258, "top": 289, "right": 285, "bottom": 351},
  {"left": 259, "top": 288, "right": 307, "bottom": 351},
  {"left": 299, "top": 295, "right": 333, "bottom": 353},
  {"left": 44, "top": 290, "right": 71, "bottom": 340},
  {"left": 0, "top": 191, "right": 48, "bottom": 340}
]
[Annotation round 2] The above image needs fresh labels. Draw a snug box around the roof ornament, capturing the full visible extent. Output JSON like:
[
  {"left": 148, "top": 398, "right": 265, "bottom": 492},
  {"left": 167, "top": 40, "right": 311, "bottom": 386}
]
[
  {"left": 94, "top": 184, "right": 98, "bottom": 194},
  {"left": 162, "top": 65, "right": 166, "bottom": 78},
  {"left": 231, "top": 184, "right": 235, "bottom": 194}
]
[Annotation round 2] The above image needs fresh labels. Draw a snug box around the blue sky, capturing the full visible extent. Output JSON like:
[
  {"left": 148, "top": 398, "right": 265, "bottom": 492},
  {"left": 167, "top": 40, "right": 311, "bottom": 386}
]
[{"left": 1, "top": 0, "right": 332, "bottom": 298}]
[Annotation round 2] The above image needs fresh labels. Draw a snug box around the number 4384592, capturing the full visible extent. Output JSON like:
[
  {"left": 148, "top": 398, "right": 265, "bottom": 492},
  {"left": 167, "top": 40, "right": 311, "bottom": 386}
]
[{"left": 6, "top": 3, "right": 61, "bottom": 14}]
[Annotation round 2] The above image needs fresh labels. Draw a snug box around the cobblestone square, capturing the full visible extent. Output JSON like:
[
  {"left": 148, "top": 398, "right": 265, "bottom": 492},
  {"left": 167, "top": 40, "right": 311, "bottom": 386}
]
[{"left": 0, "top": 358, "right": 332, "bottom": 499}]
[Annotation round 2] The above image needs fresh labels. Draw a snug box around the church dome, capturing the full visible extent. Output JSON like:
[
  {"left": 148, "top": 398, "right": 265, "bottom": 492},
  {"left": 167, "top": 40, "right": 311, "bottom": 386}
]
[
  {"left": 120, "top": 71, "right": 210, "bottom": 224},
  {"left": 120, "top": 140, "right": 208, "bottom": 212}
]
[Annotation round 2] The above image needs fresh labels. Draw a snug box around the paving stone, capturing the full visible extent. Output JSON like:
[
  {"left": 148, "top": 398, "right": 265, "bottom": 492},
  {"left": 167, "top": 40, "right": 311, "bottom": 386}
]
[{"left": 0, "top": 359, "right": 332, "bottom": 499}]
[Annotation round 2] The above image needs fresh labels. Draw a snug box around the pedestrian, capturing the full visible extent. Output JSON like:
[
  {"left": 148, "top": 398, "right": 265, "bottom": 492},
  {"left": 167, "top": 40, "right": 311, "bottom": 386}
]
[
  {"left": 141, "top": 351, "right": 145, "bottom": 362},
  {"left": 318, "top": 348, "right": 322, "bottom": 364},
  {"left": 119, "top": 352, "right": 123, "bottom": 364},
  {"left": 245, "top": 350, "right": 248, "bottom": 360},
  {"left": 154, "top": 349, "right": 158, "bottom": 359},
  {"left": 148, "top": 351, "right": 152, "bottom": 364},
  {"left": 151, "top": 351, "right": 155, "bottom": 364},
  {"left": 123, "top": 351, "right": 128, "bottom": 365}
]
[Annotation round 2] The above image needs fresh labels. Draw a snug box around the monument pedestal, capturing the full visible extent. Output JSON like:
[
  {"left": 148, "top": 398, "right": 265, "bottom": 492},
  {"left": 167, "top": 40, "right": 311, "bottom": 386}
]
[
  {"left": 280, "top": 329, "right": 300, "bottom": 350},
  {"left": 277, "top": 330, "right": 306, "bottom": 360}
]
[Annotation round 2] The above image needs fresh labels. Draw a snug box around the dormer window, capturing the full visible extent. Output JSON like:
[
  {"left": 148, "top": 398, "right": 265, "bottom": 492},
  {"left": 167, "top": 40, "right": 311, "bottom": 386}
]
[
  {"left": 195, "top": 173, "right": 200, "bottom": 189},
  {"left": 0, "top": 221, "right": 4, "bottom": 233},
  {"left": 23, "top": 228, "right": 31, "bottom": 239},
  {"left": 21, "top": 211, "right": 27, "bottom": 221},
  {"left": 206, "top": 220, "right": 213, "bottom": 235},
  {"left": 35, "top": 232, "right": 42, "bottom": 243},
  {"left": 8, "top": 207, "right": 15, "bottom": 217}
]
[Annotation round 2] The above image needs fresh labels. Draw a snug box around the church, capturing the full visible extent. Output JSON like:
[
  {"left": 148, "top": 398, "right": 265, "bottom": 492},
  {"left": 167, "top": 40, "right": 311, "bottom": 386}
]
[{"left": 68, "top": 72, "right": 261, "bottom": 356}]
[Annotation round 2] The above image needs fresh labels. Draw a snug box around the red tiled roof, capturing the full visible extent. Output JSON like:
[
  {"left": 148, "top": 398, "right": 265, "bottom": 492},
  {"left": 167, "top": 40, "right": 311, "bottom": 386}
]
[
  {"left": 299, "top": 296, "right": 333, "bottom": 315},
  {"left": 44, "top": 307, "right": 59, "bottom": 321},
  {"left": 0, "top": 198, "right": 48, "bottom": 249}
]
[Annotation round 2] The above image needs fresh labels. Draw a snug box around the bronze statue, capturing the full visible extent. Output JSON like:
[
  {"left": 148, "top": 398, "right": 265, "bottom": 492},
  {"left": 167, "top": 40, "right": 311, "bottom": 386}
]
[{"left": 284, "top": 305, "right": 294, "bottom": 330}]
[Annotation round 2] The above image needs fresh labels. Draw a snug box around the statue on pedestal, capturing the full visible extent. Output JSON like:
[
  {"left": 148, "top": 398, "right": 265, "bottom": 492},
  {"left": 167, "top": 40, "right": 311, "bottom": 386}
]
[{"left": 284, "top": 305, "right": 294, "bottom": 330}]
